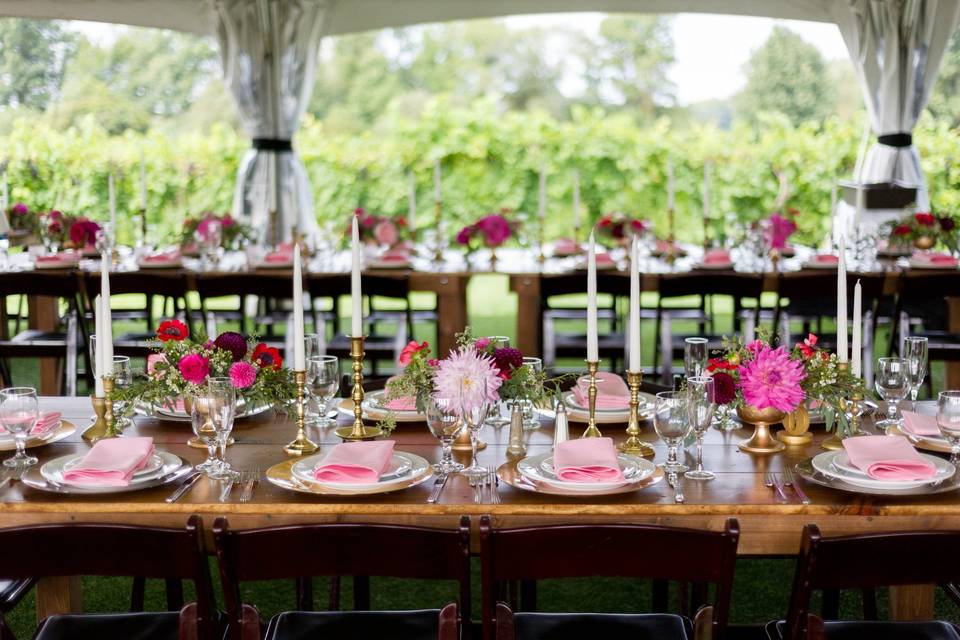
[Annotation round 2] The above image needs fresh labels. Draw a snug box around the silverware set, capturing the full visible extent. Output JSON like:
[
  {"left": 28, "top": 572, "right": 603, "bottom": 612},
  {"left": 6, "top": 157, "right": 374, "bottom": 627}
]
[
  {"left": 467, "top": 467, "right": 499, "bottom": 504},
  {"left": 765, "top": 469, "right": 811, "bottom": 504},
  {"left": 218, "top": 468, "right": 260, "bottom": 503}
]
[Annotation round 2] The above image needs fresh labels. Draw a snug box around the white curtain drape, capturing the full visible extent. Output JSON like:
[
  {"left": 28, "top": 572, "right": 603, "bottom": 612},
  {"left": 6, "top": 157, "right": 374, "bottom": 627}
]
[
  {"left": 832, "top": 0, "right": 960, "bottom": 210},
  {"left": 214, "top": 0, "right": 329, "bottom": 245}
]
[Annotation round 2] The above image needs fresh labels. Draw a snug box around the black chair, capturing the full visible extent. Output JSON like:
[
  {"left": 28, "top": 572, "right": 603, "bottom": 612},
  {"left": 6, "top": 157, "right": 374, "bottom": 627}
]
[
  {"left": 0, "top": 272, "right": 87, "bottom": 395},
  {"left": 0, "top": 516, "right": 216, "bottom": 640},
  {"left": 481, "top": 516, "right": 740, "bottom": 640},
  {"left": 213, "top": 516, "right": 471, "bottom": 640},
  {"left": 767, "top": 524, "right": 960, "bottom": 640},
  {"left": 0, "top": 578, "right": 35, "bottom": 640}
]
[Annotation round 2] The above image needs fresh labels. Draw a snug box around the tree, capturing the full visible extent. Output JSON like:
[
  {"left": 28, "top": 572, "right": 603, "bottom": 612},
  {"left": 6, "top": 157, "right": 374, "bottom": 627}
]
[
  {"left": 734, "top": 27, "right": 834, "bottom": 125},
  {"left": 0, "top": 19, "right": 75, "bottom": 110},
  {"left": 928, "top": 29, "right": 960, "bottom": 128}
]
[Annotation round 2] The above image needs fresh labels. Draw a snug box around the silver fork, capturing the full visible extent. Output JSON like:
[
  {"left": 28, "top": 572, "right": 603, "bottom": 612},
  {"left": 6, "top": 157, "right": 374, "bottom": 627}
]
[
  {"left": 486, "top": 467, "right": 500, "bottom": 504},
  {"left": 469, "top": 476, "right": 481, "bottom": 504},
  {"left": 764, "top": 472, "right": 789, "bottom": 502},
  {"left": 782, "top": 468, "right": 811, "bottom": 504},
  {"left": 239, "top": 468, "right": 259, "bottom": 503}
]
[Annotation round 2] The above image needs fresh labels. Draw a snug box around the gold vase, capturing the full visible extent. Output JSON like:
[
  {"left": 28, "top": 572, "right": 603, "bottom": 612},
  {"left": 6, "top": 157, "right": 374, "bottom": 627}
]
[
  {"left": 737, "top": 405, "right": 786, "bottom": 453},
  {"left": 914, "top": 236, "right": 935, "bottom": 250},
  {"left": 778, "top": 404, "right": 812, "bottom": 446}
]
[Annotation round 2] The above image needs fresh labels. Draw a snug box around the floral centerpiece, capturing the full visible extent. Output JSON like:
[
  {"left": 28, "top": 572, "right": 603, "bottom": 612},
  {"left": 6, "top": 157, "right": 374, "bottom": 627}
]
[
  {"left": 179, "top": 212, "right": 252, "bottom": 250},
  {"left": 885, "top": 211, "right": 958, "bottom": 253},
  {"left": 763, "top": 210, "right": 798, "bottom": 250},
  {"left": 6, "top": 202, "right": 35, "bottom": 234},
  {"left": 38, "top": 210, "right": 100, "bottom": 251},
  {"left": 353, "top": 208, "right": 408, "bottom": 248},
  {"left": 594, "top": 212, "right": 647, "bottom": 245},
  {"left": 455, "top": 210, "right": 518, "bottom": 258},
  {"left": 117, "top": 319, "right": 295, "bottom": 412},
  {"left": 708, "top": 332, "right": 866, "bottom": 435}
]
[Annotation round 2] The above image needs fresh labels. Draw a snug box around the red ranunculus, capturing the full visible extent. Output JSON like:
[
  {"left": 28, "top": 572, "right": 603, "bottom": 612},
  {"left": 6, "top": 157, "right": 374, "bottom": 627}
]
[
  {"left": 893, "top": 224, "right": 911, "bottom": 236},
  {"left": 915, "top": 212, "right": 936, "bottom": 227},
  {"left": 398, "top": 340, "right": 428, "bottom": 366},
  {"left": 796, "top": 333, "right": 818, "bottom": 359},
  {"left": 252, "top": 343, "right": 283, "bottom": 370},
  {"left": 706, "top": 357, "right": 738, "bottom": 373},
  {"left": 157, "top": 319, "right": 189, "bottom": 342}
]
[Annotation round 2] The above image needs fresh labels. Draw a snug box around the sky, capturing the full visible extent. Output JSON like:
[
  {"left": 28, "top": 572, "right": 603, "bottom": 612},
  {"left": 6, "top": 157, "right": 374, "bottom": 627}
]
[{"left": 72, "top": 12, "right": 850, "bottom": 106}]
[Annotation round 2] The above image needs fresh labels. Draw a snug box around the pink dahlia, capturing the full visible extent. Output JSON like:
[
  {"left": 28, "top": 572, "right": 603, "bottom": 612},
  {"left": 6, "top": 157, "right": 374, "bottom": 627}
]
[
  {"left": 475, "top": 214, "right": 512, "bottom": 247},
  {"left": 432, "top": 346, "right": 503, "bottom": 417},
  {"left": 229, "top": 361, "right": 257, "bottom": 389},
  {"left": 737, "top": 345, "right": 805, "bottom": 413},
  {"left": 178, "top": 353, "right": 210, "bottom": 385}
]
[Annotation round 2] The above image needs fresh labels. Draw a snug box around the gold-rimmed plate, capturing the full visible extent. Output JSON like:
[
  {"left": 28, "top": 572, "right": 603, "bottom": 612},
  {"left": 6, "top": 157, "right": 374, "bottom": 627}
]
[
  {"left": 888, "top": 424, "right": 951, "bottom": 454},
  {"left": 266, "top": 455, "right": 434, "bottom": 496},
  {"left": 557, "top": 391, "right": 654, "bottom": 424},
  {"left": 338, "top": 393, "right": 426, "bottom": 423},
  {"left": 0, "top": 420, "right": 76, "bottom": 452},
  {"left": 795, "top": 458, "right": 960, "bottom": 496},
  {"left": 497, "top": 459, "right": 664, "bottom": 497}
]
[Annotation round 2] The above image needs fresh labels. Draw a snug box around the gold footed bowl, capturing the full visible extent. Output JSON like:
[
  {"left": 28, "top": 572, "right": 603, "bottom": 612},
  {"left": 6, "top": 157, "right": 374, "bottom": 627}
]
[
  {"left": 737, "top": 405, "right": 786, "bottom": 454},
  {"left": 778, "top": 404, "right": 813, "bottom": 446}
]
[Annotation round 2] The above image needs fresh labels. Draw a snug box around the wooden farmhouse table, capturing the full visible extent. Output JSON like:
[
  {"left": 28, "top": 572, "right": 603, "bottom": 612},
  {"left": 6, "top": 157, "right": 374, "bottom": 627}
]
[{"left": 3, "top": 396, "right": 957, "bottom": 623}]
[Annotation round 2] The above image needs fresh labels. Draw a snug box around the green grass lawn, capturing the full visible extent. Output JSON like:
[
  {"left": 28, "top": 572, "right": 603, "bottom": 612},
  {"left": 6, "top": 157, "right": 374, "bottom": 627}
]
[{"left": 1, "top": 276, "right": 953, "bottom": 636}]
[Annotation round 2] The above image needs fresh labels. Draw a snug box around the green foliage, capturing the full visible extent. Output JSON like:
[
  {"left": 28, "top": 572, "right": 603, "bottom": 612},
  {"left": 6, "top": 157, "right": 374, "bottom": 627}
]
[
  {"left": 928, "top": 29, "right": 960, "bottom": 128},
  {"left": 0, "top": 20, "right": 75, "bottom": 110},
  {"left": 735, "top": 26, "right": 835, "bottom": 126}
]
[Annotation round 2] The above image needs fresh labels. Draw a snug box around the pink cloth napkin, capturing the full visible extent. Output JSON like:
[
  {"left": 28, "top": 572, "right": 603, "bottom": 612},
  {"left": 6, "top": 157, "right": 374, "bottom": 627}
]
[
  {"left": 313, "top": 441, "right": 395, "bottom": 484},
  {"left": 912, "top": 253, "right": 959, "bottom": 267},
  {"left": 0, "top": 411, "right": 60, "bottom": 437},
  {"left": 595, "top": 252, "right": 615, "bottom": 267},
  {"left": 264, "top": 252, "right": 293, "bottom": 263},
  {"left": 140, "top": 250, "right": 181, "bottom": 264},
  {"left": 813, "top": 254, "right": 840, "bottom": 265},
  {"left": 702, "top": 249, "right": 732, "bottom": 265},
  {"left": 34, "top": 253, "right": 79, "bottom": 265},
  {"left": 62, "top": 437, "right": 156, "bottom": 487},
  {"left": 553, "top": 437, "right": 624, "bottom": 482},
  {"left": 385, "top": 395, "right": 417, "bottom": 410},
  {"left": 572, "top": 374, "right": 630, "bottom": 410},
  {"left": 379, "top": 248, "right": 411, "bottom": 264},
  {"left": 901, "top": 411, "right": 941, "bottom": 437},
  {"left": 842, "top": 435, "right": 936, "bottom": 481},
  {"left": 554, "top": 238, "right": 581, "bottom": 255}
]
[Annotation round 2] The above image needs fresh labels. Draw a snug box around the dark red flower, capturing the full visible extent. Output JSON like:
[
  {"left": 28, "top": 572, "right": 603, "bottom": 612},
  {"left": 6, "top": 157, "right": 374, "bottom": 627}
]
[
  {"left": 214, "top": 331, "right": 248, "bottom": 361},
  {"left": 252, "top": 343, "right": 283, "bottom": 370},
  {"left": 893, "top": 224, "right": 911, "bottom": 236},
  {"left": 711, "top": 372, "right": 736, "bottom": 405},
  {"left": 915, "top": 212, "right": 936, "bottom": 227},
  {"left": 939, "top": 217, "right": 956, "bottom": 232},
  {"left": 611, "top": 223, "right": 626, "bottom": 239},
  {"left": 456, "top": 225, "right": 475, "bottom": 245},
  {"left": 629, "top": 219, "right": 646, "bottom": 233},
  {"left": 492, "top": 347, "right": 523, "bottom": 379},
  {"left": 157, "top": 319, "right": 189, "bottom": 342}
]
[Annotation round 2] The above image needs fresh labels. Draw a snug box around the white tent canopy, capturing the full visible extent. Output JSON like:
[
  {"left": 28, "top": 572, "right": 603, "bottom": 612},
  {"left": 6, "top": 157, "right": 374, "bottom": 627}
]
[{"left": 1, "top": 0, "right": 959, "bottom": 239}]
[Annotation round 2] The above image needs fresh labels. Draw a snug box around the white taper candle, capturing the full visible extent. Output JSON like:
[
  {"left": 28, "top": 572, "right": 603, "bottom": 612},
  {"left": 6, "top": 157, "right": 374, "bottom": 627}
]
[
  {"left": 351, "top": 216, "right": 363, "bottom": 337},
  {"left": 293, "top": 243, "right": 305, "bottom": 370},
  {"left": 851, "top": 279, "right": 862, "bottom": 378},
  {"left": 94, "top": 295, "right": 104, "bottom": 397},
  {"left": 837, "top": 235, "right": 848, "bottom": 363},
  {"left": 100, "top": 259, "right": 113, "bottom": 372},
  {"left": 629, "top": 236, "right": 641, "bottom": 372},
  {"left": 587, "top": 232, "right": 598, "bottom": 362}
]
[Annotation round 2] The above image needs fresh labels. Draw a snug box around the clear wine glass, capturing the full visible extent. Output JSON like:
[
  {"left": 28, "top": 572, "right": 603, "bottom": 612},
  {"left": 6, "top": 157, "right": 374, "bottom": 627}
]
[
  {"left": 653, "top": 390, "right": 691, "bottom": 474},
  {"left": 0, "top": 387, "right": 39, "bottom": 468},
  {"left": 518, "top": 356, "right": 543, "bottom": 430},
  {"left": 111, "top": 356, "right": 133, "bottom": 428},
  {"left": 205, "top": 377, "right": 237, "bottom": 480},
  {"left": 684, "top": 377, "right": 716, "bottom": 481},
  {"left": 426, "top": 396, "right": 464, "bottom": 474},
  {"left": 304, "top": 333, "right": 324, "bottom": 361},
  {"left": 902, "top": 336, "right": 928, "bottom": 409},
  {"left": 459, "top": 378, "right": 490, "bottom": 479},
  {"left": 684, "top": 337, "right": 708, "bottom": 378},
  {"left": 875, "top": 357, "right": 909, "bottom": 431},
  {"left": 485, "top": 336, "right": 512, "bottom": 427},
  {"left": 307, "top": 355, "right": 339, "bottom": 427},
  {"left": 937, "top": 390, "right": 960, "bottom": 466}
]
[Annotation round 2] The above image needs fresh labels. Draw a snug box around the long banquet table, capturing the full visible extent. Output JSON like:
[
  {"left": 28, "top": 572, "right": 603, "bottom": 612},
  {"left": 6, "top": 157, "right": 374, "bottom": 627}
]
[{"left": 6, "top": 396, "right": 957, "bottom": 623}]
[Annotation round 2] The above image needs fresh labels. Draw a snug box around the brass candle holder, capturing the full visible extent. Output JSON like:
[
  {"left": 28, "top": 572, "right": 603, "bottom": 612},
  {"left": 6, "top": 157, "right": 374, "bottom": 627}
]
[
  {"left": 666, "top": 206, "right": 677, "bottom": 266},
  {"left": 618, "top": 370, "right": 655, "bottom": 458},
  {"left": 335, "top": 336, "right": 383, "bottom": 441},
  {"left": 433, "top": 200, "right": 443, "bottom": 263},
  {"left": 139, "top": 206, "right": 148, "bottom": 245},
  {"left": 84, "top": 376, "right": 120, "bottom": 442},
  {"left": 284, "top": 369, "right": 319, "bottom": 456},
  {"left": 537, "top": 218, "right": 547, "bottom": 264},
  {"left": 581, "top": 359, "right": 602, "bottom": 438}
]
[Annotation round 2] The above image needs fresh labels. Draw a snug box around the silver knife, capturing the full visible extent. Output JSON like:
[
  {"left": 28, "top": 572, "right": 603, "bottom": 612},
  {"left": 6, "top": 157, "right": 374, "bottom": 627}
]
[
  {"left": 165, "top": 471, "right": 202, "bottom": 503},
  {"left": 426, "top": 474, "right": 448, "bottom": 503}
]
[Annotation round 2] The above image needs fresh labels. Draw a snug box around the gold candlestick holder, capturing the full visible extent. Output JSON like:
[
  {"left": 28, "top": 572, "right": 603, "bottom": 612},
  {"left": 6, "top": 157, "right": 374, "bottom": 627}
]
[
  {"left": 666, "top": 207, "right": 677, "bottom": 266},
  {"left": 537, "top": 218, "right": 547, "bottom": 264},
  {"left": 335, "top": 336, "right": 383, "bottom": 441},
  {"left": 284, "top": 369, "right": 319, "bottom": 456},
  {"left": 433, "top": 201, "right": 443, "bottom": 263},
  {"left": 618, "top": 370, "right": 655, "bottom": 457},
  {"left": 83, "top": 394, "right": 109, "bottom": 442},
  {"left": 581, "top": 359, "right": 602, "bottom": 438},
  {"left": 87, "top": 376, "right": 121, "bottom": 440},
  {"left": 139, "top": 206, "right": 148, "bottom": 244}
]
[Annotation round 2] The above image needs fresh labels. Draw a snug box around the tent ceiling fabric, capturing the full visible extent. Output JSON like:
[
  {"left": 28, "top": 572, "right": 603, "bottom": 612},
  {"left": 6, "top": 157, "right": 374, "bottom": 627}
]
[{"left": 0, "top": 0, "right": 842, "bottom": 36}]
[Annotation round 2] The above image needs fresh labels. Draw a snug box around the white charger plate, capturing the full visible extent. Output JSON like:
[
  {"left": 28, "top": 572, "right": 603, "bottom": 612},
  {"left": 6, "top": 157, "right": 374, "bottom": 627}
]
[
  {"left": 32, "top": 451, "right": 185, "bottom": 494},
  {"left": 339, "top": 390, "right": 426, "bottom": 423},
  {"left": 811, "top": 450, "right": 954, "bottom": 490},
  {"left": 277, "top": 451, "right": 432, "bottom": 495},
  {"left": 291, "top": 452, "right": 417, "bottom": 490},
  {"left": 559, "top": 390, "right": 654, "bottom": 424},
  {"left": 517, "top": 451, "right": 655, "bottom": 492}
]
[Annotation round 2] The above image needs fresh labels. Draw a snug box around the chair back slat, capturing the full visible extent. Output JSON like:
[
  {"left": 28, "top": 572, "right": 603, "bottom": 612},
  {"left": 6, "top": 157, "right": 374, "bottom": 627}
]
[
  {"left": 658, "top": 273, "right": 764, "bottom": 300},
  {"left": 0, "top": 272, "right": 82, "bottom": 299},
  {"left": 541, "top": 273, "right": 629, "bottom": 299}
]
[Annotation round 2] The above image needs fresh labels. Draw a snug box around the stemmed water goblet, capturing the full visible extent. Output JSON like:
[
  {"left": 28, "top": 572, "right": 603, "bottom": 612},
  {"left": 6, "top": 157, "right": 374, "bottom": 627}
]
[
  {"left": 937, "top": 390, "right": 960, "bottom": 466},
  {"left": 111, "top": 356, "right": 133, "bottom": 428},
  {"left": 460, "top": 379, "right": 490, "bottom": 479},
  {"left": 0, "top": 387, "right": 39, "bottom": 468},
  {"left": 191, "top": 380, "right": 236, "bottom": 478},
  {"left": 426, "top": 396, "right": 464, "bottom": 474},
  {"left": 206, "top": 377, "right": 237, "bottom": 479},
  {"left": 902, "top": 336, "right": 928, "bottom": 409},
  {"left": 684, "top": 337, "right": 708, "bottom": 378},
  {"left": 198, "top": 220, "right": 222, "bottom": 271},
  {"left": 653, "top": 391, "right": 691, "bottom": 474},
  {"left": 306, "top": 355, "right": 339, "bottom": 427},
  {"left": 485, "top": 336, "right": 512, "bottom": 427},
  {"left": 875, "top": 357, "right": 909, "bottom": 431},
  {"left": 684, "top": 377, "right": 716, "bottom": 481}
]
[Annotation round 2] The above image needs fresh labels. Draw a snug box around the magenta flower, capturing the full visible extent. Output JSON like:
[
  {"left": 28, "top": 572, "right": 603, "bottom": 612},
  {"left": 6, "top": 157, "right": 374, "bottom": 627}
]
[
  {"left": 766, "top": 213, "right": 797, "bottom": 250},
  {"left": 229, "top": 361, "right": 257, "bottom": 389},
  {"left": 737, "top": 345, "right": 805, "bottom": 412},
  {"left": 9, "top": 203, "right": 27, "bottom": 216},
  {"left": 456, "top": 225, "right": 475, "bottom": 246},
  {"left": 432, "top": 346, "right": 503, "bottom": 417},
  {"left": 475, "top": 214, "right": 512, "bottom": 247},
  {"left": 178, "top": 353, "right": 210, "bottom": 385}
]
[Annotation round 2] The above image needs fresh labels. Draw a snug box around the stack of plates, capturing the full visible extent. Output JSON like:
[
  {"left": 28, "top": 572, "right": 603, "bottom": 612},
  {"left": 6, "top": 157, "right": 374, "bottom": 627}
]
[
  {"left": 558, "top": 390, "right": 654, "bottom": 424},
  {"left": 515, "top": 451, "right": 656, "bottom": 493},
  {"left": 895, "top": 424, "right": 952, "bottom": 454},
  {"left": 0, "top": 419, "right": 75, "bottom": 452},
  {"left": 268, "top": 451, "right": 433, "bottom": 496},
  {"left": 810, "top": 450, "right": 955, "bottom": 491},
  {"left": 24, "top": 451, "right": 186, "bottom": 495},
  {"left": 349, "top": 390, "right": 425, "bottom": 423},
  {"left": 136, "top": 399, "right": 270, "bottom": 422}
]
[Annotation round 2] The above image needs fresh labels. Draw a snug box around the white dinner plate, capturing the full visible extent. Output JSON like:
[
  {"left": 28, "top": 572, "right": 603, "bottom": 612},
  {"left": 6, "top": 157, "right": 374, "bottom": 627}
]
[
  {"left": 37, "top": 451, "right": 184, "bottom": 493},
  {"left": 811, "top": 450, "right": 954, "bottom": 490},
  {"left": 559, "top": 390, "right": 654, "bottom": 424},
  {"left": 288, "top": 451, "right": 431, "bottom": 494},
  {"left": 339, "top": 390, "right": 426, "bottom": 423},
  {"left": 517, "top": 451, "right": 654, "bottom": 492}
]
